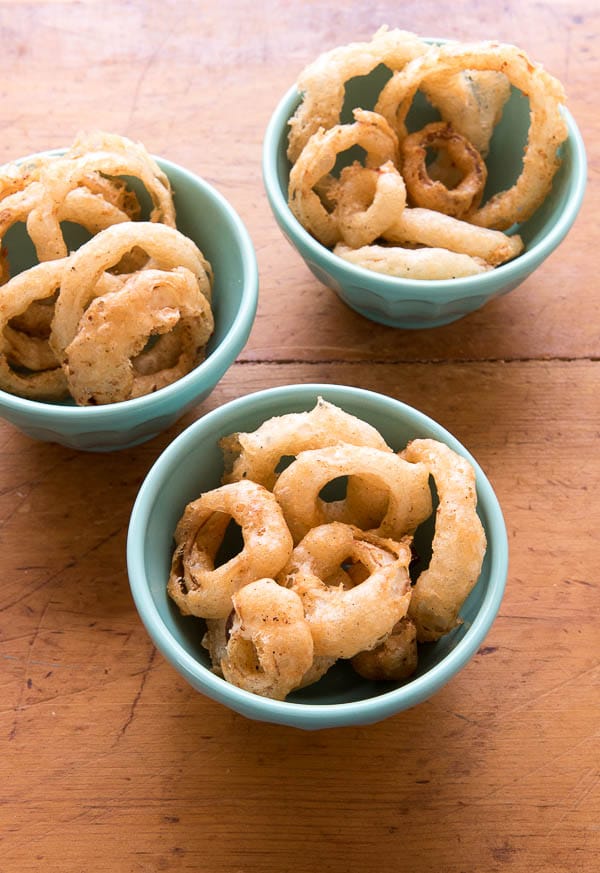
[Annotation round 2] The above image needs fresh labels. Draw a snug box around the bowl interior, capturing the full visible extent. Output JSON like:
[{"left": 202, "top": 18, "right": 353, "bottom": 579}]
[
  {"left": 2, "top": 156, "right": 250, "bottom": 408},
  {"left": 131, "top": 385, "right": 507, "bottom": 711}
]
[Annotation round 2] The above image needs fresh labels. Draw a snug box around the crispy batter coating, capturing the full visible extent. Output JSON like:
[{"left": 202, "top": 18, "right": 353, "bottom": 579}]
[{"left": 221, "top": 396, "right": 392, "bottom": 489}]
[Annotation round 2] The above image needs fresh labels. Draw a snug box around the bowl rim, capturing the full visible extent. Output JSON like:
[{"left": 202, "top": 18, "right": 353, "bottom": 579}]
[
  {"left": 0, "top": 153, "right": 259, "bottom": 420},
  {"left": 262, "top": 75, "right": 587, "bottom": 303},
  {"left": 126, "top": 383, "right": 509, "bottom": 729}
]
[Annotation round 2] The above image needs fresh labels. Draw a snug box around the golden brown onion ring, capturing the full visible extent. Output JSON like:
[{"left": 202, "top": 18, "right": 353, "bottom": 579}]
[
  {"left": 50, "top": 222, "right": 212, "bottom": 360},
  {"left": 0, "top": 180, "right": 134, "bottom": 264},
  {"left": 220, "top": 395, "right": 392, "bottom": 490},
  {"left": 334, "top": 242, "right": 492, "bottom": 280},
  {"left": 401, "top": 438, "right": 487, "bottom": 642},
  {"left": 280, "top": 522, "right": 413, "bottom": 659},
  {"left": 400, "top": 121, "right": 488, "bottom": 219},
  {"left": 423, "top": 69, "right": 511, "bottom": 158},
  {"left": 272, "top": 442, "right": 432, "bottom": 543},
  {"left": 61, "top": 130, "right": 175, "bottom": 225},
  {"left": 288, "top": 109, "right": 399, "bottom": 247},
  {"left": 63, "top": 267, "right": 214, "bottom": 405},
  {"left": 221, "top": 579, "right": 314, "bottom": 700},
  {"left": 351, "top": 616, "right": 418, "bottom": 680},
  {"left": 383, "top": 207, "right": 523, "bottom": 266},
  {"left": 334, "top": 160, "right": 407, "bottom": 248},
  {"left": 287, "top": 27, "right": 428, "bottom": 163},
  {"left": 167, "top": 480, "right": 294, "bottom": 620},
  {"left": 0, "top": 259, "right": 69, "bottom": 400}
]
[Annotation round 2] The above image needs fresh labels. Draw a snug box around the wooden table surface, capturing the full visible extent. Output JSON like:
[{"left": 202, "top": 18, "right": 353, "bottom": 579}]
[{"left": 1, "top": 2, "right": 598, "bottom": 871}]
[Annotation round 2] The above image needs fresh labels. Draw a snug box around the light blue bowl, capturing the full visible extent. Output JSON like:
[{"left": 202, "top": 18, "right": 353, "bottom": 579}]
[
  {"left": 262, "top": 65, "right": 587, "bottom": 329},
  {"left": 0, "top": 155, "right": 258, "bottom": 451},
  {"left": 127, "top": 384, "right": 508, "bottom": 730}
]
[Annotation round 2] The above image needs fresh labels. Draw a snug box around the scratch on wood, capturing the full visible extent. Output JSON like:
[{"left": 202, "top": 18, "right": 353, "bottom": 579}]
[{"left": 115, "top": 646, "right": 157, "bottom": 742}]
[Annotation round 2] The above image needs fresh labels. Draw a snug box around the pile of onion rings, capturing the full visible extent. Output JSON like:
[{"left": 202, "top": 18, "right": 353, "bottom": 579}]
[
  {"left": 0, "top": 132, "right": 214, "bottom": 404},
  {"left": 286, "top": 28, "right": 568, "bottom": 280},
  {"left": 167, "top": 398, "right": 487, "bottom": 700}
]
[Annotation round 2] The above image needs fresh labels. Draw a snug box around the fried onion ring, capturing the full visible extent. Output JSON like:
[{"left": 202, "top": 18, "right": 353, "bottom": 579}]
[
  {"left": 220, "top": 395, "right": 392, "bottom": 490},
  {"left": 280, "top": 522, "right": 412, "bottom": 658},
  {"left": 0, "top": 259, "right": 69, "bottom": 400},
  {"left": 423, "top": 69, "right": 511, "bottom": 158},
  {"left": 0, "top": 180, "right": 134, "bottom": 264},
  {"left": 50, "top": 221, "right": 212, "bottom": 360},
  {"left": 383, "top": 207, "right": 523, "bottom": 266},
  {"left": 333, "top": 160, "right": 407, "bottom": 249},
  {"left": 288, "top": 109, "right": 399, "bottom": 247},
  {"left": 63, "top": 266, "right": 214, "bottom": 405},
  {"left": 220, "top": 579, "right": 314, "bottom": 700},
  {"left": 272, "top": 442, "right": 432, "bottom": 543},
  {"left": 401, "top": 438, "right": 487, "bottom": 641},
  {"left": 167, "top": 480, "right": 294, "bottom": 620},
  {"left": 376, "top": 40, "right": 568, "bottom": 229},
  {"left": 61, "top": 130, "right": 175, "bottom": 225},
  {"left": 203, "top": 611, "right": 335, "bottom": 691},
  {"left": 287, "top": 27, "right": 428, "bottom": 163},
  {"left": 400, "top": 121, "right": 488, "bottom": 219}
]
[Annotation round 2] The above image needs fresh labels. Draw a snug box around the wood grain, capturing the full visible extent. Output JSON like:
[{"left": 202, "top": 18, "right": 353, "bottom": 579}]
[{"left": 1, "top": 2, "right": 598, "bottom": 872}]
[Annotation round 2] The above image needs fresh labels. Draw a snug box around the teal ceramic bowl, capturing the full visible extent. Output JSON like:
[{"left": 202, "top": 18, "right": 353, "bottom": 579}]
[
  {"left": 127, "top": 384, "right": 508, "bottom": 730},
  {"left": 0, "top": 154, "right": 258, "bottom": 451},
  {"left": 262, "top": 58, "right": 587, "bottom": 329}
]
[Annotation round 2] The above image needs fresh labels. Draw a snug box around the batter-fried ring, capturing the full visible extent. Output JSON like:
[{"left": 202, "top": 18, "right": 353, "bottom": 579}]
[
  {"left": 203, "top": 611, "right": 335, "bottom": 691},
  {"left": 0, "top": 259, "right": 69, "bottom": 400},
  {"left": 63, "top": 130, "right": 175, "bottom": 225},
  {"left": 376, "top": 40, "right": 568, "bottom": 230},
  {"left": 50, "top": 222, "right": 212, "bottom": 360},
  {"left": 220, "top": 579, "right": 314, "bottom": 700},
  {"left": 401, "top": 438, "right": 487, "bottom": 641},
  {"left": 383, "top": 207, "right": 523, "bottom": 266},
  {"left": 273, "top": 442, "right": 432, "bottom": 543},
  {"left": 2, "top": 271, "right": 126, "bottom": 380},
  {"left": 168, "top": 480, "right": 294, "bottom": 620},
  {"left": 0, "top": 180, "right": 134, "bottom": 264},
  {"left": 63, "top": 266, "right": 214, "bottom": 405},
  {"left": 400, "top": 121, "right": 488, "bottom": 219},
  {"left": 333, "top": 160, "right": 407, "bottom": 248},
  {"left": 288, "top": 109, "right": 400, "bottom": 248},
  {"left": 423, "top": 69, "right": 511, "bottom": 158},
  {"left": 287, "top": 27, "right": 428, "bottom": 163},
  {"left": 220, "top": 395, "right": 392, "bottom": 490},
  {"left": 280, "top": 522, "right": 413, "bottom": 659}
]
